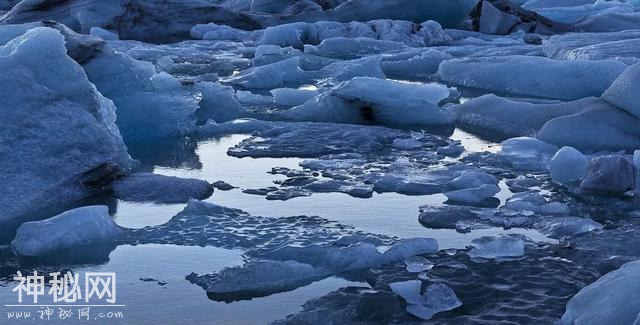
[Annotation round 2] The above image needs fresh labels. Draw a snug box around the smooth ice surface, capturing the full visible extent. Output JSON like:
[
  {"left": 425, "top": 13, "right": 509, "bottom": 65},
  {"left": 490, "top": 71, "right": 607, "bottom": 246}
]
[
  {"left": 284, "top": 77, "right": 454, "bottom": 125},
  {"left": 467, "top": 235, "right": 525, "bottom": 259},
  {"left": 538, "top": 100, "right": 640, "bottom": 152},
  {"left": 438, "top": 55, "right": 627, "bottom": 100},
  {"left": 560, "top": 260, "right": 640, "bottom": 325},
  {"left": 549, "top": 146, "right": 589, "bottom": 185},
  {"left": 112, "top": 173, "right": 214, "bottom": 204},
  {"left": 11, "top": 206, "right": 122, "bottom": 257},
  {"left": 445, "top": 184, "right": 501, "bottom": 205},
  {"left": 498, "top": 137, "right": 558, "bottom": 171},
  {"left": 0, "top": 27, "right": 131, "bottom": 241},
  {"left": 602, "top": 63, "right": 640, "bottom": 119},
  {"left": 451, "top": 95, "right": 588, "bottom": 139}
]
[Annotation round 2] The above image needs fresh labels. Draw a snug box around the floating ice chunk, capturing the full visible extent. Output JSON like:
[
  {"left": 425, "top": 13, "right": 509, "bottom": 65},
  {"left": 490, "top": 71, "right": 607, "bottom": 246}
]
[
  {"left": 502, "top": 192, "right": 570, "bottom": 215},
  {"left": 498, "top": 137, "right": 558, "bottom": 171},
  {"left": 224, "top": 56, "right": 383, "bottom": 89},
  {"left": 580, "top": 155, "right": 637, "bottom": 194},
  {"left": 186, "top": 260, "right": 328, "bottom": 302},
  {"left": 444, "top": 184, "right": 501, "bottom": 205},
  {"left": 418, "top": 206, "right": 480, "bottom": 229},
  {"left": 0, "top": 27, "right": 131, "bottom": 241},
  {"left": 112, "top": 173, "right": 213, "bottom": 204},
  {"left": 11, "top": 206, "right": 122, "bottom": 257},
  {"left": 449, "top": 170, "right": 499, "bottom": 189},
  {"left": 284, "top": 77, "right": 454, "bottom": 126},
  {"left": 407, "top": 283, "right": 463, "bottom": 320},
  {"left": 468, "top": 235, "right": 525, "bottom": 259},
  {"left": 602, "top": 63, "right": 640, "bottom": 119},
  {"left": 390, "top": 280, "right": 424, "bottom": 305},
  {"left": 271, "top": 87, "right": 318, "bottom": 106},
  {"left": 536, "top": 217, "right": 603, "bottom": 238},
  {"left": 560, "top": 260, "right": 640, "bottom": 325},
  {"left": 549, "top": 146, "right": 589, "bottom": 185},
  {"left": 382, "top": 238, "right": 439, "bottom": 263},
  {"left": 450, "top": 95, "right": 587, "bottom": 139},
  {"left": 538, "top": 100, "right": 640, "bottom": 152},
  {"left": 253, "top": 44, "right": 301, "bottom": 66},
  {"left": 438, "top": 55, "right": 627, "bottom": 100},
  {"left": 391, "top": 281, "right": 462, "bottom": 320}
]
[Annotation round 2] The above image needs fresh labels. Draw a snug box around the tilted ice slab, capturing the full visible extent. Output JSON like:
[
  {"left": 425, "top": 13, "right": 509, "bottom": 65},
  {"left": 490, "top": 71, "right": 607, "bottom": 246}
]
[
  {"left": 0, "top": 27, "right": 131, "bottom": 242},
  {"left": 222, "top": 56, "right": 384, "bottom": 89},
  {"left": 560, "top": 260, "right": 640, "bottom": 325},
  {"left": 438, "top": 55, "right": 628, "bottom": 100},
  {"left": 83, "top": 46, "right": 242, "bottom": 142},
  {"left": 283, "top": 77, "right": 455, "bottom": 126},
  {"left": 11, "top": 206, "right": 122, "bottom": 257},
  {"left": 543, "top": 30, "right": 640, "bottom": 64},
  {"left": 450, "top": 95, "right": 587, "bottom": 140},
  {"left": 111, "top": 173, "right": 214, "bottom": 204},
  {"left": 537, "top": 99, "right": 640, "bottom": 152}
]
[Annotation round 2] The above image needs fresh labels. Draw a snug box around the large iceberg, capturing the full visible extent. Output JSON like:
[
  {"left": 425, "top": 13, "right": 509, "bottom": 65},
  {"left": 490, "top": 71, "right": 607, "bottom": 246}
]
[
  {"left": 11, "top": 206, "right": 122, "bottom": 257},
  {"left": 560, "top": 260, "right": 640, "bottom": 325},
  {"left": 284, "top": 77, "right": 455, "bottom": 126},
  {"left": 0, "top": 27, "right": 131, "bottom": 242},
  {"left": 438, "top": 55, "right": 628, "bottom": 100}
]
